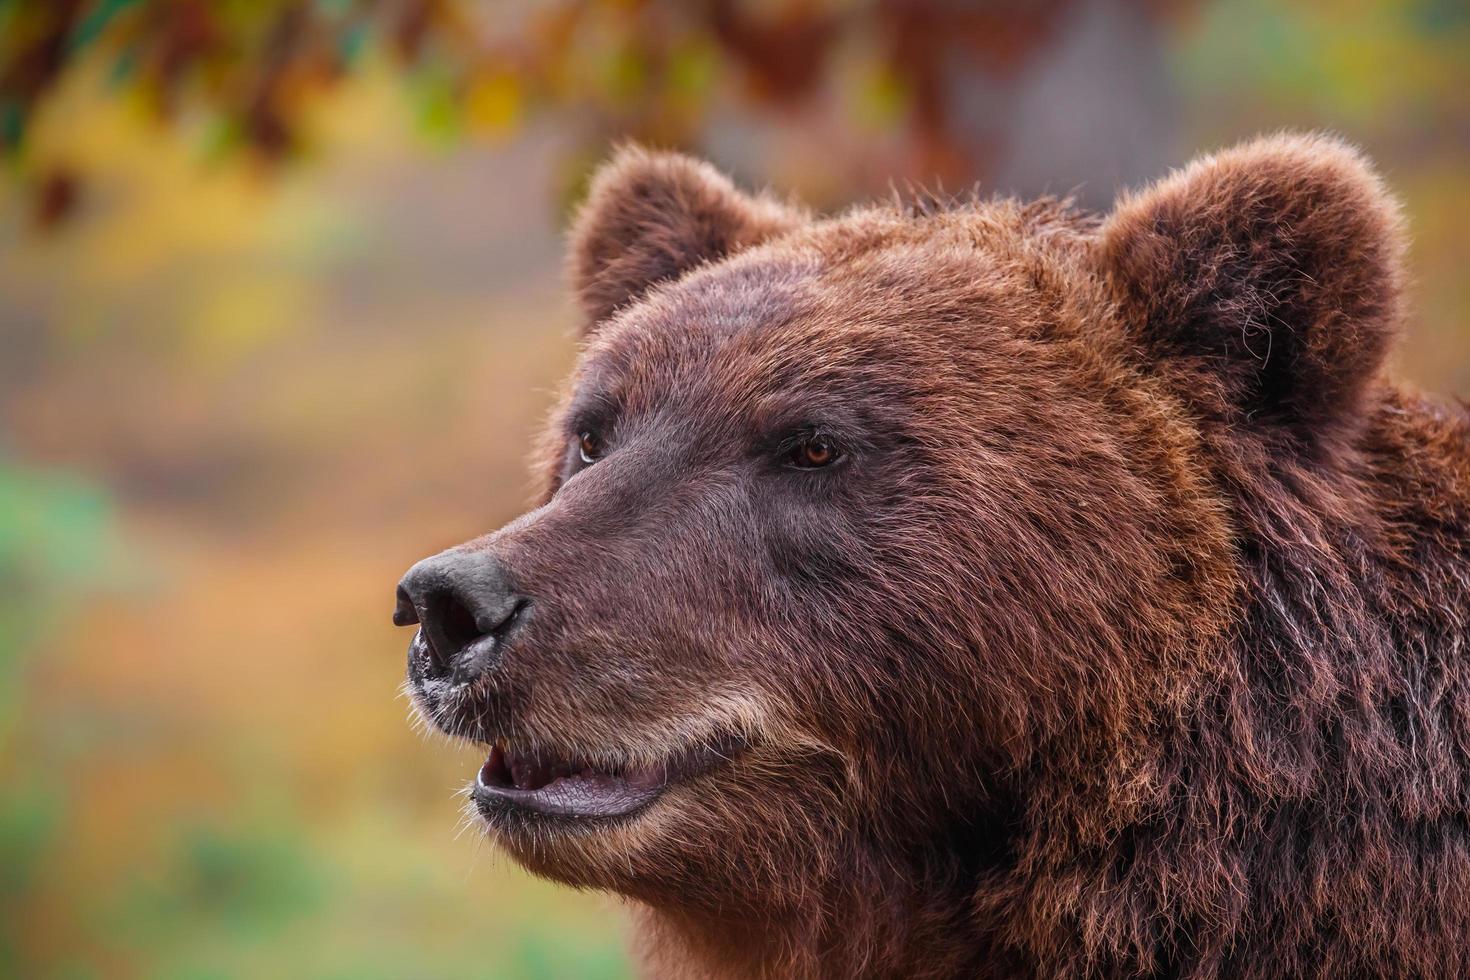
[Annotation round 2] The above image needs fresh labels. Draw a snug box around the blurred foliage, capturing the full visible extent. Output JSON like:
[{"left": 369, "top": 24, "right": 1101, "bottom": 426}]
[
  {"left": 0, "top": 459, "right": 119, "bottom": 975},
  {"left": 1177, "top": 0, "right": 1470, "bottom": 126},
  {"left": 0, "top": 1, "right": 1466, "bottom": 978},
  {"left": 0, "top": 460, "right": 120, "bottom": 739},
  {"left": 1, "top": 1, "right": 1464, "bottom": 227},
  {"left": 0, "top": 0, "right": 1208, "bottom": 226}
]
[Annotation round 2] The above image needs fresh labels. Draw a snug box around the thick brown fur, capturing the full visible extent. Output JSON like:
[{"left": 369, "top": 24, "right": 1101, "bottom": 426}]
[{"left": 405, "top": 133, "right": 1470, "bottom": 978}]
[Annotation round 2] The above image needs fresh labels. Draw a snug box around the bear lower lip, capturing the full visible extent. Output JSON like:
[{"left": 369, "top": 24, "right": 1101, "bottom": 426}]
[{"left": 472, "top": 738, "right": 738, "bottom": 820}]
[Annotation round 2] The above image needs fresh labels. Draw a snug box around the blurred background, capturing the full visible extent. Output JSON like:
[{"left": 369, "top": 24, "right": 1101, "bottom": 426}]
[{"left": 0, "top": 1, "right": 1466, "bottom": 977}]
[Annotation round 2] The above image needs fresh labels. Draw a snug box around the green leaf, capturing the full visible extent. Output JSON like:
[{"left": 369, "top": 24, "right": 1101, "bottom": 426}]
[{"left": 68, "top": 0, "right": 141, "bottom": 54}]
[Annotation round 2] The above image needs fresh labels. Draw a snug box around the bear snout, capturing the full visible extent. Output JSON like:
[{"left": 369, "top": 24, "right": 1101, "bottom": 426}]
[{"left": 394, "top": 545, "right": 530, "bottom": 687}]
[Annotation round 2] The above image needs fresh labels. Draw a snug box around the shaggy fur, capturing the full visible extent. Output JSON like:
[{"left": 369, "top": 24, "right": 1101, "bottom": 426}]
[{"left": 403, "top": 133, "right": 1470, "bottom": 978}]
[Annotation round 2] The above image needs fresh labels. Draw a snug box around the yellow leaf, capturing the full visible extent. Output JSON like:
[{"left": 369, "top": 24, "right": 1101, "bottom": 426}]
[{"left": 465, "top": 72, "right": 521, "bottom": 134}]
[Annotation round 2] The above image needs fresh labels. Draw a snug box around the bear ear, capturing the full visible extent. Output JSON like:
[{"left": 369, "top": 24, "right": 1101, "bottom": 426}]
[
  {"left": 567, "top": 145, "right": 805, "bottom": 331},
  {"left": 1097, "top": 132, "right": 1406, "bottom": 438}
]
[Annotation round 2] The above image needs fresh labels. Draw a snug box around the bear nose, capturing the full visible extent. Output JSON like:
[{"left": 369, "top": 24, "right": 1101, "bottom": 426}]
[{"left": 393, "top": 548, "right": 529, "bottom": 685}]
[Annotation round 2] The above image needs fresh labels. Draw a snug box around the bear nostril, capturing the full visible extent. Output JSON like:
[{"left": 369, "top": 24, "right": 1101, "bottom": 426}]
[
  {"left": 396, "top": 548, "right": 525, "bottom": 684},
  {"left": 392, "top": 586, "right": 419, "bottom": 627},
  {"left": 446, "top": 599, "right": 529, "bottom": 687},
  {"left": 423, "top": 591, "right": 483, "bottom": 670}
]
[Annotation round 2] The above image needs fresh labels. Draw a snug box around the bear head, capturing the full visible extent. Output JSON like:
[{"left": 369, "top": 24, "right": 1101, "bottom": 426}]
[{"left": 396, "top": 133, "right": 1405, "bottom": 962}]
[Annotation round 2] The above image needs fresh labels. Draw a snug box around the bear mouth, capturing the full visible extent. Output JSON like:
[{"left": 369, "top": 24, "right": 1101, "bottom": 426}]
[{"left": 472, "top": 736, "right": 741, "bottom": 822}]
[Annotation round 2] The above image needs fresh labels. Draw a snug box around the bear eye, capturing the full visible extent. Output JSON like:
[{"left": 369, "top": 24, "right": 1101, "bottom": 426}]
[
  {"left": 786, "top": 435, "right": 842, "bottom": 469},
  {"left": 577, "top": 430, "right": 604, "bottom": 465}
]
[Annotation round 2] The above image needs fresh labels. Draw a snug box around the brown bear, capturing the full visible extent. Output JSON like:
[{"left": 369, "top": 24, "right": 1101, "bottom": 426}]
[{"left": 394, "top": 133, "right": 1470, "bottom": 979}]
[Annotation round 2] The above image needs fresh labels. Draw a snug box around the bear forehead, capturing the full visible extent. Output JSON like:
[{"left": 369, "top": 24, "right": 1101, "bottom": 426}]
[{"left": 576, "top": 207, "right": 1084, "bottom": 418}]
